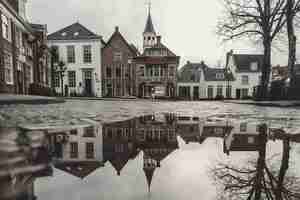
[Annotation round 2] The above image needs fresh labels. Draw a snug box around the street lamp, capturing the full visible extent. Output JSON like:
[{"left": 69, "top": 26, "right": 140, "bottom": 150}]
[{"left": 55, "top": 60, "right": 67, "bottom": 96}]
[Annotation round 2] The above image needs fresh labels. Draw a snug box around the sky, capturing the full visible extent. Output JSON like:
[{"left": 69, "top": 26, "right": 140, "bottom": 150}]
[{"left": 26, "top": 0, "right": 293, "bottom": 67}]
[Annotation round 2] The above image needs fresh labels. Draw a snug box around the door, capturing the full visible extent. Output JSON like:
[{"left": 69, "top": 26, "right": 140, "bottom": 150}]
[
  {"left": 193, "top": 86, "right": 199, "bottom": 100},
  {"left": 85, "top": 79, "right": 92, "bottom": 96},
  {"left": 236, "top": 89, "right": 241, "bottom": 99}
]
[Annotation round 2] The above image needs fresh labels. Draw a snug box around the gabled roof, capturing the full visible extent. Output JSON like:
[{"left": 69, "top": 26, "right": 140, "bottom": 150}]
[
  {"left": 103, "top": 27, "right": 139, "bottom": 56},
  {"left": 144, "top": 12, "right": 156, "bottom": 34},
  {"left": 231, "top": 53, "right": 263, "bottom": 73},
  {"left": 203, "top": 67, "right": 235, "bottom": 82},
  {"left": 47, "top": 22, "right": 102, "bottom": 41},
  {"left": 54, "top": 161, "right": 104, "bottom": 179},
  {"left": 178, "top": 62, "right": 202, "bottom": 82},
  {"left": 142, "top": 42, "right": 177, "bottom": 57}
]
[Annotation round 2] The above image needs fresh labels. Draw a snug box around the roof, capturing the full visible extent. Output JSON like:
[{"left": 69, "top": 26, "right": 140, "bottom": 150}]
[
  {"left": 203, "top": 67, "right": 235, "bottom": 81},
  {"left": 30, "top": 23, "right": 46, "bottom": 31},
  {"left": 142, "top": 42, "right": 177, "bottom": 57},
  {"left": 103, "top": 27, "right": 139, "bottom": 56},
  {"left": 144, "top": 12, "right": 156, "bottom": 33},
  {"left": 178, "top": 62, "right": 202, "bottom": 82},
  {"left": 232, "top": 54, "right": 263, "bottom": 72},
  {"left": 47, "top": 22, "right": 102, "bottom": 41},
  {"left": 54, "top": 161, "right": 104, "bottom": 179}
]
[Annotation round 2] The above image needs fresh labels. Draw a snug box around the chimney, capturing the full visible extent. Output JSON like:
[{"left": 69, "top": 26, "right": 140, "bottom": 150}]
[
  {"left": 157, "top": 35, "right": 161, "bottom": 44},
  {"left": 115, "top": 26, "right": 119, "bottom": 32}
]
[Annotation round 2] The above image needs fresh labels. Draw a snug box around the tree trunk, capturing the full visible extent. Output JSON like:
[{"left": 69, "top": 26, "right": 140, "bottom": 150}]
[
  {"left": 286, "top": 0, "right": 297, "bottom": 99},
  {"left": 254, "top": 124, "right": 268, "bottom": 199},
  {"left": 275, "top": 138, "right": 290, "bottom": 200},
  {"left": 259, "top": 38, "right": 272, "bottom": 100}
]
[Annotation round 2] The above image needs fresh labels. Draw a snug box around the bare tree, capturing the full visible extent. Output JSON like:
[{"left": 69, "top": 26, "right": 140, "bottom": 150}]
[
  {"left": 211, "top": 136, "right": 300, "bottom": 200},
  {"left": 218, "top": 0, "right": 287, "bottom": 100}
]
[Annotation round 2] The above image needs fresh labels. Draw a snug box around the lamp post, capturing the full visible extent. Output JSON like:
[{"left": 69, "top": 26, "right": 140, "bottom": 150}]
[{"left": 55, "top": 61, "right": 67, "bottom": 96}]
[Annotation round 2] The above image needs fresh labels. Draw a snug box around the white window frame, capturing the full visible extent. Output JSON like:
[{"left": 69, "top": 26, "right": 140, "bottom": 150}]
[
  {"left": 241, "top": 75, "right": 249, "bottom": 85},
  {"left": 83, "top": 45, "right": 92, "bottom": 63},
  {"left": 4, "top": 52, "right": 13, "bottom": 84},
  {"left": 2, "top": 14, "right": 10, "bottom": 41},
  {"left": 67, "top": 45, "right": 75, "bottom": 63}
]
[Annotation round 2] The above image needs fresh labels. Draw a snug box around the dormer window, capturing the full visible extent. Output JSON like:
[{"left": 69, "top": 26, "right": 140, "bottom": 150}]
[
  {"left": 251, "top": 62, "right": 258, "bottom": 71},
  {"left": 216, "top": 73, "right": 224, "bottom": 79},
  {"left": 74, "top": 32, "right": 79, "bottom": 36},
  {"left": 61, "top": 32, "right": 67, "bottom": 36}
]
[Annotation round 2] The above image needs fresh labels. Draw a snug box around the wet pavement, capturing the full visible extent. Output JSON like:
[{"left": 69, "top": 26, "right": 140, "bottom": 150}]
[{"left": 1, "top": 100, "right": 300, "bottom": 200}]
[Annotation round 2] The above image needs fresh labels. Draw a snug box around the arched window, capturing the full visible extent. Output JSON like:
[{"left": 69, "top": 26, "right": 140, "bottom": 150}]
[{"left": 148, "top": 36, "right": 151, "bottom": 41}]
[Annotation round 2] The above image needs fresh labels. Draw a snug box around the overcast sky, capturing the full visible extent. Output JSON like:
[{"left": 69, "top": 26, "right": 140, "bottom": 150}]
[{"left": 27, "top": 0, "right": 293, "bottom": 67}]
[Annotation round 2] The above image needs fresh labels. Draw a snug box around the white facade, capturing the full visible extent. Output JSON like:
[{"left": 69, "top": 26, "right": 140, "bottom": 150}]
[
  {"left": 48, "top": 39, "right": 103, "bottom": 97},
  {"left": 227, "top": 55, "right": 261, "bottom": 99}
]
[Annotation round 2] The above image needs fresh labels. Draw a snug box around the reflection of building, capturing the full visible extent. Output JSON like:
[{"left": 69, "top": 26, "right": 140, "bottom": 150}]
[
  {"left": 133, "top": 6, "right": 180, "bottom": 98},
  {"left": 52, "top": 123, "right": 104, "bottom": 179},
  {"left": 176, "top": 116, "right": 204, "bottom": 144},
  {"left": 102, "top": 26, "right": 139, "bottom": 97},
  {"left": 223, "top": 121, "right": 261, "bottom": 154},
  {"left": 136, "top": 114, "right": 178, "bottom": 191},
  {"left": 0, "top": 128, "right": 52, "bottom": 200},
  {"left": 48, "top": 22, "right": 105, "bottom": 97},
  {"left": 102, "top": 119, "right": 139, "bottom": 175}
]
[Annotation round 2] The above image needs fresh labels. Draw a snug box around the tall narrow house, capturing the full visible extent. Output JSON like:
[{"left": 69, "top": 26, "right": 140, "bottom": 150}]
[
  {"left": 133, "top": 6, "right": 180, "bottom": 98},
  {"left": 101, "top": 26, "right": 139, "bottom": 97}
]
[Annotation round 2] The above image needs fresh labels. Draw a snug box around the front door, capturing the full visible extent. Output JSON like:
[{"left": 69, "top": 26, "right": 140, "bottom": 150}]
[
  {"left": 83, "top": 71, "right": 93, "bottom": 96},
  {"left": 236, "top": 89, "right": 241, "bottom": 99},
  {"left": 193, "top": 86, "right": 199, "bottom": 100},
  {"left": 85, "top": 79, "right": 92, "bottom": 96}
]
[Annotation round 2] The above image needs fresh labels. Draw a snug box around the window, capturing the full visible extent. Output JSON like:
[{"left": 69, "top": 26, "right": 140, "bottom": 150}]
[
  {"left": 240, "top": 122, "right": 247, "bottom": 132},
  {"left": 2, "top": 14, "right": 9, "bottom": 40},
  {"left": 83, "top": 45, "right": 92, "bottom": 63},
  {"left": 68, "top": 71, "right": 76, "bottom": 87},
  {"left": 54, "top": 72, "right": 60, "bottom": 87},
  {"left": 116, "top": 68, "right": 121, "bottom": 77},
  {"left": 154, "top": 65, "right": 159, "bottom": 76},
  {"left": 251, "top": 62, "right": 258, "bottom": 71},
  {"left": 84, "top": 126, "right": 95, "bottom": 137},
  {"left": 106, "top": 67, "right": 112, "bottom": 78},
  {"left": 70, "top": 142, "right": 78, "bottom": 158},
  {"left": 4, "top": 52, "right": 13, "bottom": 84},
  {"left": 51, "top": 46, "right": 59, "bottom": 63},
  {"left": 114, "top": 52, "right": 122, "bottom": 61},
  {"left": 83, "top": 70, "right": 92, "bottom": 80},
  {"left": 169, "top": 66, "right": 175, "bottom": 76},
  {"left": 86, "top": 142, "right": 94, "bottom": 159},
  {"left": 242, "top": 75, "right": 249, "bottom": 85},
  {"left": 70, "top": 129, "right": 77, "bottom": 135},
  {"left": 160, "top": 66, "right": 164, "bottom": 76},
  {"left": 67, "top": 46, "right": 75, "bottom": 63},
  {"left": 216, "top": 73, "right": 224, "bottom": 79},
  {"left": 241, "top": 88, "right": 249, "bottom": 98},
  {"left": 248, "top": 137, "right": 255, "bottom": 144},
  {"left": 208, "top": 85, "right": 214, "bottom": 99},
  {"left": 217, "top": 85, "right": 223, "bottom": 96},
  {"left": 140, "top": 66, "right": 145, "bottom": 76}
]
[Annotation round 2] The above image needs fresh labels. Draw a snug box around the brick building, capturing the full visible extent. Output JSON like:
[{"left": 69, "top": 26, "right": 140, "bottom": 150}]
[
  {"left": 133, "top": 8, "right": 180, "bottom": 98},
  {"left": 0, "top": 0, "right": 50, "bottom": 95},
  {"left": 101, "top": 26, "right": 139, "bottom": 97}
]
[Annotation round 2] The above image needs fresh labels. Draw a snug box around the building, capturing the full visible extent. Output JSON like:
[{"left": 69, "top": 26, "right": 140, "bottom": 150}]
[
  {"left": 226, "top": 50, "right": 262, "bottom": 99},
  {"left": 177, "top": 61, "right": 235, "bottom": 99},
  {"left": 0, "top": 0, "right": 36, "bottom": 94},
  {"left": 101, "top": 26, "right": 139, "bottom": 97},
  {"left": 47, "top": 22, "right": 104, "bottom": 97},
  {"left": 133, "top": 7, "right": 180, "bottom": 98}
]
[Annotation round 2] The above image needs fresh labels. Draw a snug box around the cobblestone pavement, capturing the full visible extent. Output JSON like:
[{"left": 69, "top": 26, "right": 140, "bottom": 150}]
[{"left": 1, "top": 99, "right": 300, "bottom": 128}]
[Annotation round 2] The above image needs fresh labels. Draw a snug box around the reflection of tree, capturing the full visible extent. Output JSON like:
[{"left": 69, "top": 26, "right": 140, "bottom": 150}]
[{"left": 212, "top": 125, "right": 300, "bottom": 200}]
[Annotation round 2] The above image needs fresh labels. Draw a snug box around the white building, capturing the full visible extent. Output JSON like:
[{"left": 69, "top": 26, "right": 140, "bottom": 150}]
[
  {"left": 226, "top": 50, "right": 262, "bottom": 99},
  {"left": 47, "top": 22, "right": 105, "bottom": 97},
  {"left": 177, "top": 51, "right": 262, "bottom": 100}
]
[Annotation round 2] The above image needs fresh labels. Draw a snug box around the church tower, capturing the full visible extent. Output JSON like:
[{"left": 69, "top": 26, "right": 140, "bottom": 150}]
[
  {"left": 143, "top": 3, "right": 156, "bottom": 50},
  {"left": 143, "top": 152, "right": 157, "bottom": 193}
]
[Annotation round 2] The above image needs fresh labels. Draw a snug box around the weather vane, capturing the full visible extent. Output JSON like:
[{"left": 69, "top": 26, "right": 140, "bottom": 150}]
[{"left": 146, "top": 0, "right": 152, "bottom": 14}]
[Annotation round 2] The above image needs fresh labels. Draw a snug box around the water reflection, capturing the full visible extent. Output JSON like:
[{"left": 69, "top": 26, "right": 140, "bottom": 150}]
[{"left": 1, "top": 114, "right": 300, "bottom": 199}]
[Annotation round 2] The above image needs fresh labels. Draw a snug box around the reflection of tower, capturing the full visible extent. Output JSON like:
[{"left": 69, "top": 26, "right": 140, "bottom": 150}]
[
  {"left": 143, "top": 152, "right": 157, "bottom": 193},
  {"left": 143, "top": 1, "right": 156, "bottom": 50}
]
